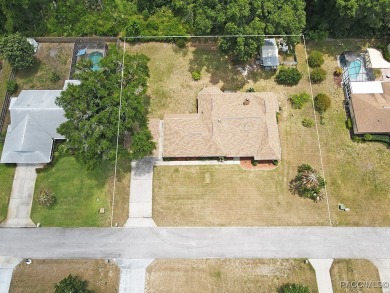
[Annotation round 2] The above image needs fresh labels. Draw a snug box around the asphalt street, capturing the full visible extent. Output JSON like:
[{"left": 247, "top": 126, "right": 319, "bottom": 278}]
[{"left": 0, "top": 227, "right": 389, "bottom": 259}]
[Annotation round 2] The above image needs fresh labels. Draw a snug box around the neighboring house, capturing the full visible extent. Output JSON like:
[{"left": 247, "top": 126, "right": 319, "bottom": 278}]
[
  {"left": 261, "top": 38, "right": 279, "bottom": 69},
  {"left": 349, "top": 81, "right": 390, "bottom": 134},
  {"left": 0, "top": 80, "right": 80, "bottom": 164},
  {"left": 161, "top": 87, "right": 281, "bottom": 161}
]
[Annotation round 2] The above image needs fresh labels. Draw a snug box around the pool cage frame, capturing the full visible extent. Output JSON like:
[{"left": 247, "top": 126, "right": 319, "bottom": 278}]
[
  {"left": 341, "top": 51, "right": 375, "bottom": 101},
  {"left": 69, "top": 41, "right": 108, "bottom": 79}
]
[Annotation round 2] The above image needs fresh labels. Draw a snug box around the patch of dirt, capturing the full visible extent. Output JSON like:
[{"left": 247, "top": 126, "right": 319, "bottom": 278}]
[{"left": 10, "top": 259, "right": 120, "bottom": 293}]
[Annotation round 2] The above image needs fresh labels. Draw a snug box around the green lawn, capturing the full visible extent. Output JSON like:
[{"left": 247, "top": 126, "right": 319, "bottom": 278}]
[
  {"left": 0, "top": 143, "right": 15, "bottom": 222},
  {"left": 31, "top": 156, "right": 113, "bottom": 227}
]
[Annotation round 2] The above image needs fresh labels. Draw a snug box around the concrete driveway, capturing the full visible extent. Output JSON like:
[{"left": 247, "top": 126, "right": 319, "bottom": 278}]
[{"left": 0, "top": 164, "right": 38, "bottom": 227}]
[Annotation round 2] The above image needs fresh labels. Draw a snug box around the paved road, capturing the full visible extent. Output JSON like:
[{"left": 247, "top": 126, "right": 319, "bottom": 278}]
[{"left": 0, "top": 227, "right": 389, "bottom": 259}]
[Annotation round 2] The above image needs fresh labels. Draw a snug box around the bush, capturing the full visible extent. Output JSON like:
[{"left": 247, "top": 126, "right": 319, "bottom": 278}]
[
  {"left": 251, "top": 159, "right": 258, "bottom": 166},
  {"left": 373, "top": 68, "right": 382, "bottom": 79},
  {"left": 314, "top": 93, "right": 331, "bottom": 114},
  {"left": 50, "top": 71, "right": 61, "bottom": 83},
  {"left": 364, "top": 134, "right": 372, "bottom": 141},
  {"left": 352, "top": 136, "right": 363, "bottom": 143},
  {"left": 308, "top": 51, "right": 324, "bottom": 68},
  {"left": 6, "top": 80, "right": 18, "bottom": 94},
  {"left": 35, "top": 186, "right": 56, "bottom": 207},
  {"left": 54, "top": 274, "right": 92, "bottom": 293},
  {"left": 302, "top": 118, "right": 314, "bottom": 128},
  {"left": 276, "top": 112, "right": 281, "bottom": 124},
  {"left": 289, "top": 164, "right": 325, "bottom": 200},
  {"left": 306, "top": 30, "right": 329, "bottom": 41},
  {"left": 279, "top": 283, "right": 310, "bottom": 293},
  {"left": 192, "top": 70, "right": 201, "bottom": 81},
  {"left": 175, "top": 38, "right": 187, "bottom": 48},
  {"left": 290, "top": 92, "right": 310, "bottom": 109},
  {"left": 333, "top": 67, "right": 343, "bottom": 76},
  {"left": 346, "top": 118, "right": 352, "bottom": 129},
  {"left": 310, "top": 68, "right": 326, "bottom": 83},
  {"left": 275, "top": 67, "right": 302, "bottom": 85},
  {"left": 246, "top": 87, "right": 255, "bottom": 92},
  {"left": 272, "top": 160, "right": 279, "bottom": 166}
]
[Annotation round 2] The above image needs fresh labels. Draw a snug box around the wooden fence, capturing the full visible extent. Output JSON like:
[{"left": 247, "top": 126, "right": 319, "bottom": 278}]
[{"left": 0, "top": 68, "right": 15, "bottom": 133}]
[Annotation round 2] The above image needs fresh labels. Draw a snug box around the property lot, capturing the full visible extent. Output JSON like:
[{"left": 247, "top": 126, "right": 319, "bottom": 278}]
[
  {"left": 330, "top": 259, "right": 381, "bottom": 293},
  {"left": 146, "top": 259, "right": 317, "bottom": 293},
  {"left": 306, "top": 39, "right": 390, "bottom": 226},
  {"left": 10, "top": 259, "right": 120, "bottom": 293},
  {"left": 142, "top": 39, "right": 389, "bottom": 227}
]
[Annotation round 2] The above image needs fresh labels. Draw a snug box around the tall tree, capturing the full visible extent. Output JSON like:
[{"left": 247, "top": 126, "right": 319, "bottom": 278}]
[
  {"left": 54, "top": 274, "right": 92, "bottom": 293},
  {"left": 0, "top": 33, "right": 35, "bottom": 69},
  {"left": 56, "top": 49, "right": 155, "bottom": 169}
]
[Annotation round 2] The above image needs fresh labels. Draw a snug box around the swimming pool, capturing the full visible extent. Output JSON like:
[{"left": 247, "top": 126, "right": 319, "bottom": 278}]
[
  {"left": 348, "top": 59, "right": 361, "bottom": 80},
  {"left": 89, "top": 51, "right": 103, "bottom": 71}
]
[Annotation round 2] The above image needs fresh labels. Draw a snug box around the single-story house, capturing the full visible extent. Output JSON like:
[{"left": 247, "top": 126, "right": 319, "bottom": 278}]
[
  {"left": 0, "top": 80, "right": 80, "bottom": 164},
  {"left": 161, "top": 87, "right": 281, "bottom": 161},
  {"left": 261, "top": 38, "right": 279, "bottom": 69},
  {"left": 349, "top": 81, "right": 390, "bottom": 134}
]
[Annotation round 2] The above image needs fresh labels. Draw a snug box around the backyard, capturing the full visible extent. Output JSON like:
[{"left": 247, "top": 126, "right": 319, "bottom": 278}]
[
  {"left": 31, "top": 155, "right": 130, "bottom": 227},
  {"left": 9, "top": 259, "right": 120, "bottom": 293},
  {"left": 146, "top": 259, "right": 317, "bottom": 293},
  {"left": 15, "top": 42, "right": 73, "bottom": 91}
]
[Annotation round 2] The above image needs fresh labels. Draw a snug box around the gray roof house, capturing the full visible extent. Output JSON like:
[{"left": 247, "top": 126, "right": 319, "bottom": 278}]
[
  {"left": 261, "top": 38, "right": 279, "bottom": 69},
  {"left": 1, "top": 81, "right": 79, "bottom": 164}
]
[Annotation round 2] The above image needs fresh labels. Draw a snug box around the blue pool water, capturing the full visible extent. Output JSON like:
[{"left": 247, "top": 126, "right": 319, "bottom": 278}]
[
  {"left": 89, "top": 51, "right": 103, "bottom": 71},
  {"left": 348, "top": 59, "right": 361, "bottom": 80}
]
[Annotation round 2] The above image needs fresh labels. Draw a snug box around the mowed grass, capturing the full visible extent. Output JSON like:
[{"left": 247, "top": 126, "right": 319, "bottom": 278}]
[
  {"left": 146, "top": 259, "right": 317, "bottom": 293},
  {"left": 152, "top": 41, "right": 328, "bottom": 226},
  {"left": 0, "top": 144, "right": 15, "bottom": 222},
  {"left": 10, "top": 259, "right": 120, "bottom": 293},
  {"left": 306, "top": 39, "right": 390, "bottom": 226},
  {"left": 15, "top": 42, "right": 73, "bottom": 91},
  {"left": 31, "top": 156, "right": 130, "bottom": 227},
  {"left": 330, "top": 259, "right": 381, "bottom": 293}
]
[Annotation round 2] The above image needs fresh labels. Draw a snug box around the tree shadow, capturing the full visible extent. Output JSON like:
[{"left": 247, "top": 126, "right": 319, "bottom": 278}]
[
  {"left": 188, "top": 44, "right": 247, "bottom": 91},
  {"left": 16, "top": 57, "right": 41, "bottom": 79}
]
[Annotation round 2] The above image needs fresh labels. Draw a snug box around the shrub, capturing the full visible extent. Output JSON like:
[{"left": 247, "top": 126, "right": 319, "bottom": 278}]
[
  {"left": 275, "top": 67, "right": 302, "bottom": 85},
  {"left": 54, "top": 274, "right": 92, "bottom": 293},
  {"left": 346, "top": 118, "right": 352, "bottom": 129},
  {"left": 364, "top": 133, "right": 372, "bottom": 141},
  {"left": 50, "top": 71, "right": 61, "bottom": 83},
  {"left": 276, "top": 112, "right": 281, "bottom": 124},
  {"left": 290, "top": 92, "right": 310, "bottom": 109},
  {"left": 306, "top": 30, "right": 329, "bottom": 41},
  {"left": 310, "top": 68, "right": 326, "bottom": 83},
  {"left": 175, "top": 38, "right": 187, "bottom": 48},
  {"left": 251, "top": 159, "right": 258, "bottom": 166},
  {"left": 373, "top": 68, "right": 382, "bottom": 79},
  {"left": 272, "top": 160, "right": 279, "bottom": 166},
  {"left": 352, "top": 136, "right": 362, "bottom": 143},
  {"left": 246, "top": 87, "right": 255, "bottom": 92},
  {"left": 308, "top": 50, "right": 324, "bottom": 68},
  {"left": 6, "top": 80, "right": 18, "bottom": 94},
  {"left": 279, "top": 283, "right": 310, "bottom": 293},
  {"left": 314, "top": 93, "right": 331, "bottom": 114},
  {"left": 333, "top": 67, "right": 343, "bottom": 76},
  {"left": 302, "top": 118, "right": 314, "bottom": 128},
  {"left": 35, "top": 186, "right": 56, "bottom": 207},
  {"left": 289, "top": 164, "right": 325, "bottom": 200},
  {"left": 191, "top": 70, "right": 201, "bottom": 81}
]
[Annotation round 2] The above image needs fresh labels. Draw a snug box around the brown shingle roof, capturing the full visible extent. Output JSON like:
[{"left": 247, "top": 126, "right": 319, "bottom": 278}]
[
  {"left": 162, "top": 87, "right": 281, "bottom": 160},
  {"left": 350, "top": 82, "right": 390, "bottom": 134}
]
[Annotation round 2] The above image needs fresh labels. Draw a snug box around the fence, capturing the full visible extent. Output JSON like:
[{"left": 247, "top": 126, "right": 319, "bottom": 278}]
[
  {"left": 34, "top": 36, "right": 118, "bottom": 43},
  {"left": 0, "top": 68, "right": 15, "bottom": 132}
]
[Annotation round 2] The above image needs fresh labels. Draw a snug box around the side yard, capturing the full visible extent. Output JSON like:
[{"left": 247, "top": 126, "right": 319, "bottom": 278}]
[
  {"left": 146, "top": 259, "right": 317, "bottom": 293},
  {"left": 10, "top": 259, "right": 120, "bottom": 293},
  {"left": 306, "top": 39, "right": 390, "bottom": 226},
  {"left": 0, "top": 144, "right": 15, "bottom": 222}
]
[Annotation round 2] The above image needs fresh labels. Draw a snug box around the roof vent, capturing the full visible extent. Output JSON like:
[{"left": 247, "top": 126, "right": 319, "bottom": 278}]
[{"left": 243, "top": 98, "right": 250, "bottom": 105}]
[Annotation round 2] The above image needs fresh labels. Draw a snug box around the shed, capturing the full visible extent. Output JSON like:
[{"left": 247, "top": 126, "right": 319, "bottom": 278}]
[{"left": 261, "top": 38, "right": 279, "bottom": 69}]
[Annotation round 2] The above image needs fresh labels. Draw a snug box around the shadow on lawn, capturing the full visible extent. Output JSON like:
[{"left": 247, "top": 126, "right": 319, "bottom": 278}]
[{"left": 189, "top": 45, "right": 247, "bottom": 91}]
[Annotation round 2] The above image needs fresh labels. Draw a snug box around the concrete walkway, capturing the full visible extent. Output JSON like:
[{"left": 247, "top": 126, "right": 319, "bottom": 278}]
[
  {"left": 0, "top": 256, "right": 22, "bottom": 293},
  {"left": 309, "top": 259, "right": 334, "bottom": 293},
  {"left": 125, "top": 158, "right": 156, "bottom": 227},
  {"left": 0, "top": 164, "right": 39, "bottom": 227},
  {"left": 371, "top": 259, "right": 390, "bottom": 293},
  {"left": 115, "top": 259, "right": 154, "bottom": 293}
]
